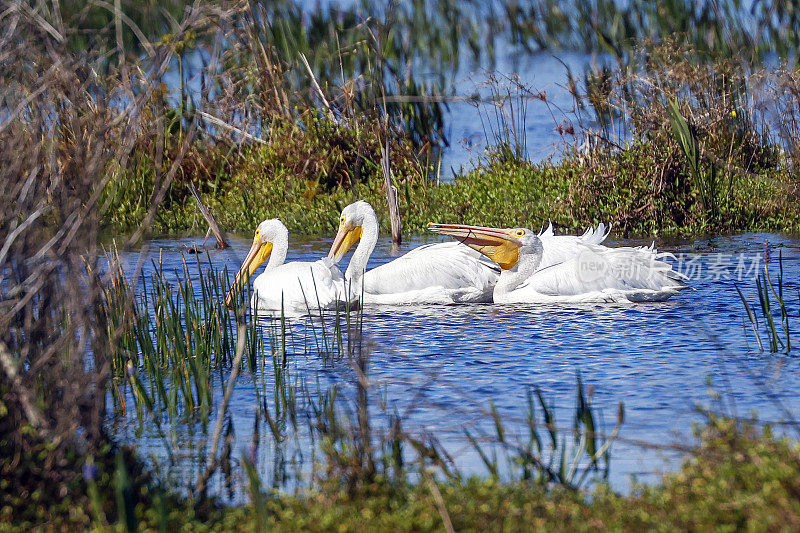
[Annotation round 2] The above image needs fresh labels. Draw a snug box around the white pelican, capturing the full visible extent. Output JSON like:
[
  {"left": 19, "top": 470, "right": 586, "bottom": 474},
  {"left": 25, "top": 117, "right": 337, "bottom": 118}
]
[
  {"left": 428, "top": 222, "right": 687, "bottom": 303},
  {"left": 225, "top": 219, "right": 346, "bottom": 314},
  {"left": 327, "top": 201, "right": 499, "bottom": 304}
]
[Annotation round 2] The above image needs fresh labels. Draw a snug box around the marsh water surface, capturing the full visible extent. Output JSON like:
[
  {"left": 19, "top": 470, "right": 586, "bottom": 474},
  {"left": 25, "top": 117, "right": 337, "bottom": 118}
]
[{"left": 110, "top": 231, "right": 800, "bottom": 499}]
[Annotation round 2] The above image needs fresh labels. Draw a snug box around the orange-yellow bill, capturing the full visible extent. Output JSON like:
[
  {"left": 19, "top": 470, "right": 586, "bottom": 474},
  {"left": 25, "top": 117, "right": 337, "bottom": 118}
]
[{"left": 427, "top": 222, "right": 521, "bottom": 270}]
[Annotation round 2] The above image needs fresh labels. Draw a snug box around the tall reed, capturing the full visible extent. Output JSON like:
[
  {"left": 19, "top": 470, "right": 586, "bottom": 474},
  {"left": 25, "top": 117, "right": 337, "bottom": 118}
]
[{"left": 736, "top": 249, "right": 795, "bottom": 354}]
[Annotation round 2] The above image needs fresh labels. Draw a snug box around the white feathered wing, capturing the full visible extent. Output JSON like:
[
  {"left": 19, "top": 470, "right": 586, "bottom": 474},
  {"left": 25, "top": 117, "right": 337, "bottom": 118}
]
[
  {"left": 358, "top": 242, "right": 500, "bottom": 304},
  {"left": 500, "top": 223, "right": 686, "bottom": 303}
]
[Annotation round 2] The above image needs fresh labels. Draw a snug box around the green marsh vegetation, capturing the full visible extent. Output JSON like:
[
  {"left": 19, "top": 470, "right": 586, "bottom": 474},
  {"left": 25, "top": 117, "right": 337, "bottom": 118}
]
[
  {"left": 103, "top": 55, "right": 800, "bottom": 238},
  {"left": 101, "top": 43, "right": 800, "bottom": 237},
  {"left": 736, "top": 247, "right": 799, "bottom": 354},
  {"left": 4, "top": 0, "right": 800, "bottom": 530},
  {"left": 84, "top": 0, "right": 800, "bottom": 237}
]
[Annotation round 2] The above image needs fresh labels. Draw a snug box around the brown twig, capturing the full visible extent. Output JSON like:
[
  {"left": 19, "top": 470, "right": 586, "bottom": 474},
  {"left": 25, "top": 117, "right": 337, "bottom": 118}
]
[
  {"left": 380, "top": 142, "right": 402, "bottom": 247},
  {"left": 0, "top": 341, "right": 48, "bottom": 433},
  {"left": 300, "top": 52, "right": 336, "bottom": 121},
  {"left": 198, "top": 110, "right": 266, "bottom": 145},
  {"left": 423, "top": 469, "right": 455, "bottom": 533},
  {"left": 195, "top": 324, "right": 248, "bottom": 499},
  {"left": 188, "top": 182, "right": 229, "bottom": 249}
]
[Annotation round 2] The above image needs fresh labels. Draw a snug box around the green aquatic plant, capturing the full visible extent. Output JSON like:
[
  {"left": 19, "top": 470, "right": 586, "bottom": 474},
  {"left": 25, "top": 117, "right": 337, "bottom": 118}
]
[
  {"left": 667, "top": 97, "right": 735, "bottom": 227},
  {"left": 736, "top": 249, "right": 795, "bottom": 354},
  {"left": 464, "top": 375, "right": 623, "bottom": 490},
  {"left": 103, "top": 249, "right": 272, "bottom": 432}
]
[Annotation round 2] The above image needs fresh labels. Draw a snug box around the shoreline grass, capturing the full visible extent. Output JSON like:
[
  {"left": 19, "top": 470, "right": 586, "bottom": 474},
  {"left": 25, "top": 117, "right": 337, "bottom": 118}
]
[{"left": 103, "top": 138, "right": 800, "bottom": 239}]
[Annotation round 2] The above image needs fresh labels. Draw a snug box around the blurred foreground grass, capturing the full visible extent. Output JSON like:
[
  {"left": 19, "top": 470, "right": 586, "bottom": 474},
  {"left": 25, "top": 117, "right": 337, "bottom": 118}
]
[
  {"left": 7, "top": 416, "right": 800, "bottom": 531},
  {"left": 5, "top": 3, "right": 800, "bottom": 531}
]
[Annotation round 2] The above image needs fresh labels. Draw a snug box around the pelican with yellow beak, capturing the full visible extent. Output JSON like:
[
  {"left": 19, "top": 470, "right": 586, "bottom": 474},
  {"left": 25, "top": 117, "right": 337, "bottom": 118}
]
[
  {"left": 328, "top": 201, "right": 498, "bottom": 304},
  {"left": 428, "top": 222, "right": 687, "bottom": 303},
  {"left": 225, "top": 219, "right": 346, "bottom": 313}
]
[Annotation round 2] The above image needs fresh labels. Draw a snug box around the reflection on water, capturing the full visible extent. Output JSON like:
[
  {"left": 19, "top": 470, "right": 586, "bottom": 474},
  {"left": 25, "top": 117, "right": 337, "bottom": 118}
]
[{"left": 110, "top": 231, "right": 800, "bottom": 498}]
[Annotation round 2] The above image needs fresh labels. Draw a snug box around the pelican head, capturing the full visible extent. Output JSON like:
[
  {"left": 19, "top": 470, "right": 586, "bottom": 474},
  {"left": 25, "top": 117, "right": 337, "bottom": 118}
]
[
  {"left": 225, "top": 219, "right": 287, "bottom": 307},
  {"left": 327, "top": 200, "right": 374, "bottom": 263},
  {"left": 427, "top": 223, "right": 539, "bottom": 270}
]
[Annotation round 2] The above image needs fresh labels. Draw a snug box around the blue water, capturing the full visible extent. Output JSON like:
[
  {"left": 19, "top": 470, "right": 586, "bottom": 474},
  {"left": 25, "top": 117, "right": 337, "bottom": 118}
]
[
  {"left": 436, "top": 51, "right": 608, "bottom": 175},
  {"left": 110, "top": 231, "right": 800, "bottom": 498}
]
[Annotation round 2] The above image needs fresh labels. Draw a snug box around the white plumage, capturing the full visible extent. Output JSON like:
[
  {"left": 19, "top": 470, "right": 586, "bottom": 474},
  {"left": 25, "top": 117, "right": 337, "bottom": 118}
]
[
  {"left": 251, "top": 257, "right": 346, "bottom": 313},
  {"left": 361, "top": 242, "right": 498, "bottom": 304},
  {"left": 329, "top": 201, "right": 499, "bottom": 304},
  {"left": 225, "top": 219, "right": 346, "bottom": 315},
  {"left": 429, "top": 221, "right": 687, "bottom": 304}
]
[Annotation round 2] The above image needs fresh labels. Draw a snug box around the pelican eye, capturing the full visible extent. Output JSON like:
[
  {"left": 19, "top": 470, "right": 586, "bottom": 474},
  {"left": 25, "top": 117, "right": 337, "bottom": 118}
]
[
  {"left": 514, "top": 229, "right": 525, "bottom": 237},
  {"left": 340, "top": 216, "right": 346, "bottom": 225}
]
